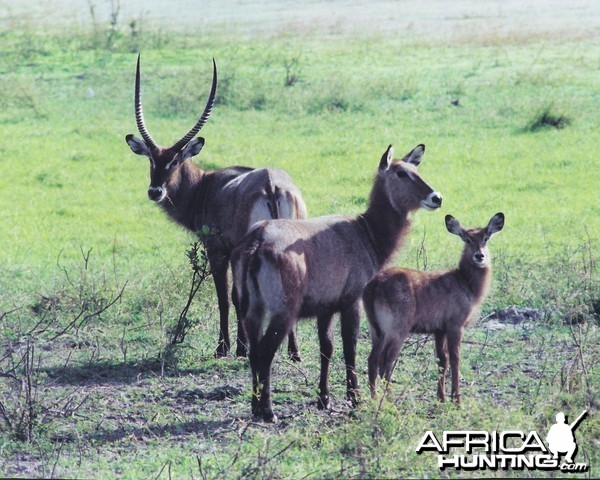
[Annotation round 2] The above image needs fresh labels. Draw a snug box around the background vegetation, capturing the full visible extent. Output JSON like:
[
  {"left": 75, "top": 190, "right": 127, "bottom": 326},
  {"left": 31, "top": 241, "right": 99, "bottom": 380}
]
[{"left": 0, "top": 0, "right": 598, "bottom": 478}]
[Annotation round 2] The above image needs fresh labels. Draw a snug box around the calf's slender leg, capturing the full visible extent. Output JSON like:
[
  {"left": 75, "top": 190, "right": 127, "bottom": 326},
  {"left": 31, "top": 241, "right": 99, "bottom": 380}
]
[
  {"left": 447, "top": 326, "right": 463, "bottom": 406},
  {"left": 434, "top": 330, "right": 448, "bottom": 402}
]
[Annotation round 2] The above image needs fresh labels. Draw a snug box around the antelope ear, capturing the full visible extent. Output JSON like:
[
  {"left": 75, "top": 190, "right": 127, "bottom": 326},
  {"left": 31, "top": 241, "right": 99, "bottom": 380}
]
[
  {"left": 126, "top": 134, "right": 152, "bottom": 157},
  {"left": 486, "top": 212, "right": 505, "bottom": 236},
  {"left": 445, "top": 215, "right": 463, "bottom": 237},
  {"left": 378, "top": 144, "right": 394, "bottom": 172},
  {"left": 179, "top": 137, "right": 205, "bottom": 160},
  {"left": 404, "top": 144, "right": 425, "bottom": 166}
]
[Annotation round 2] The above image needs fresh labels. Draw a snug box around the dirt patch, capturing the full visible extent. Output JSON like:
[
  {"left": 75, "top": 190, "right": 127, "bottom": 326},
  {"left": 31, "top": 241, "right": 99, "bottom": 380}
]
[
  {"left": 483, "top": 306, "right": 544, "bottom": 331},
  {"left": 175, "top": 385, "right": 243, "bottom": 401}
]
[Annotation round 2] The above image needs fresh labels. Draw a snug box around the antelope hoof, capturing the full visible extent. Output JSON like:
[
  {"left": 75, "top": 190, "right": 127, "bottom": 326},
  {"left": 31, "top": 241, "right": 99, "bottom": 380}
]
[
  {"left": 253, "top": 407, "right": 278, "bottom": 423},
  {"left": 214, "top": 350, "right": 228, "bottom": 359},
  {"left": 214, "top": 342, "right": 229, "bottom": 359},
  {"left": 288, "top": 351, "right": 302, "bottom": 363},
  {"left": 317, "top": 394, "right": 330, "bottom": 410},
  {"left": 347, "top": 390, "right": 360, "bottom": 408},
  {"left": 235, "top": 346, "right": 248, "bottom": 358}
]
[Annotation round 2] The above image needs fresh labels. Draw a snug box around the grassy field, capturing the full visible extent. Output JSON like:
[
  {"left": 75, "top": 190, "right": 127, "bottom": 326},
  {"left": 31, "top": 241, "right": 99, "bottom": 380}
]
[{"left": 0, "top": 1, "right": 598, "bottom": 478}]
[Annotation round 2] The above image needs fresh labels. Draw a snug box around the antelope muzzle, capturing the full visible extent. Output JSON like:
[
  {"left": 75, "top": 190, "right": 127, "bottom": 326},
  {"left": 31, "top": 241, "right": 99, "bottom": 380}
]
[{"left": 148, "top": 185, "right": 166, "bottom": 202}]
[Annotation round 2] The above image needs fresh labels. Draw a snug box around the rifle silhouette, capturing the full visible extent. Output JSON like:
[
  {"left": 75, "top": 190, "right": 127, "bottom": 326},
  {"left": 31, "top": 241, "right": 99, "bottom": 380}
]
[{"left": 569, "top": 410, "right": 588, "bottom": 431}]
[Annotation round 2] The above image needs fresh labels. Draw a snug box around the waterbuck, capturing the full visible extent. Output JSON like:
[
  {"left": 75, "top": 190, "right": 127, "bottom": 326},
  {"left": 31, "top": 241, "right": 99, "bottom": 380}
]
[
  {"left": 363, "top": 212, "right": 505, "bottom": 404},
  {"left": 125, "top": 54, "right": 307, "bottom": 359},
  {"left": 231, "top": 144, "right": 442, "bottom": 421}
]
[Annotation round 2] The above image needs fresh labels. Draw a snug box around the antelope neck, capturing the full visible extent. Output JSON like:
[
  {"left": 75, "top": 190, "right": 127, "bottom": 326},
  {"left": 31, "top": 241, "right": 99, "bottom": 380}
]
[
  {"left": 360, "top": 186, "right": 412, "bottom": 268},
  {"left": 160, "top": 161, "right": 208, "bottom": 232},
  {"left": 458, "top": 254, "right": 491, "bottom": 299}
]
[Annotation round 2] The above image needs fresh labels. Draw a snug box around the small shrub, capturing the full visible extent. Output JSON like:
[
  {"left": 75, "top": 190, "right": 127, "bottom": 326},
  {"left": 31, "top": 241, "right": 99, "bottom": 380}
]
[
  {"left": 162, "top": 233, "right": 213, "bottom": 364},
  {"left": 373, "top": 76, "right": 418, "bottom": 102},
  {"left": 307, "top": 92, "right": 351, "bottom": 114},
  {"left": 283, "top": 54, "right": 302, "bottom": 87},
  {"left": 249, "top": 93, "right": 268, "bottom": 111},
  {"left": 525, "top": 105, "right": 571, "bottom": 131},
  {"left": 0, "top": 341, "right": 40, "bottom": 442},
  {"left": 0, "top": 339, "right": 92, "bottom": 444}
]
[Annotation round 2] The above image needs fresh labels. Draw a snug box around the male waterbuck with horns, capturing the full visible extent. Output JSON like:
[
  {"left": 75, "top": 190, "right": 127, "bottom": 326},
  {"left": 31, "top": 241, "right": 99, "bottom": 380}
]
[
  {"left": 231, "top": 143, "right": 442, "bottom": 421},
  {"left": 363, "top": 212, "right": 504, "bottom": 404},
  {"left": 125, "top": 55, "right": 307, "bottom": 359}
]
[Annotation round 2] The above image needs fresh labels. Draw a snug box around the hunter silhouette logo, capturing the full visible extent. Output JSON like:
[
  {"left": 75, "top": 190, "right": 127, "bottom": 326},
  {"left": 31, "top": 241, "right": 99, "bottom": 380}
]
[
  {"left": 547, "top": 411, "right": 587, "bottom": 464},
  {"left": 416, "top": 410, "right": 589, "bottom": 473}
]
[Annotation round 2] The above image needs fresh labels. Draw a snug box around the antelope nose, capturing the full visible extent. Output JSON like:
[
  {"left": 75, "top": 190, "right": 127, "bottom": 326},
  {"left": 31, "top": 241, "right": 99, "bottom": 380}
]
[
  {"left": 148, "top": 186, "right": 164, "bottom": 201},
  {"left": 431, "top": 193, "right": 443, "bottom": 207},
  {"left": 475, "top": 253, "right": 485, "bottom": 262}
]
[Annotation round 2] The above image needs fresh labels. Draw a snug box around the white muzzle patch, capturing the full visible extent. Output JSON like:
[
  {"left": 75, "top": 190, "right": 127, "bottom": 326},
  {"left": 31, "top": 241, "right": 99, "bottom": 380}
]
[
  {"left": 148, "top": 186, "right": 166, "bottom": 203},
  {"left": 421, "top": 191, "right": 443, "bottom": 211}
]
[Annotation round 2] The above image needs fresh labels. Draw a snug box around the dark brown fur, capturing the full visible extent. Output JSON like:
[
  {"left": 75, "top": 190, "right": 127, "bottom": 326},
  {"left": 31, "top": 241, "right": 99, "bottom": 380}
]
[
  {"left": 231, "top": 144, "right": 442, "bottom": 421},
  {"left": 125, "top": 56, "right": 307, "bottom": 359},
  {"left": 363, "top": 213, "right": 504, "bottom": 404}
]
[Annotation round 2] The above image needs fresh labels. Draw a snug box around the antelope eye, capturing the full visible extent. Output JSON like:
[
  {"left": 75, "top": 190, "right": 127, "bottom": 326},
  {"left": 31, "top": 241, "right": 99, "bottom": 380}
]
[
  {"left": 465, "top": 238, "right": 473, "bottom": 245},
  {"left": 396, "top": 170, "right": 408, "bottom": 178}
]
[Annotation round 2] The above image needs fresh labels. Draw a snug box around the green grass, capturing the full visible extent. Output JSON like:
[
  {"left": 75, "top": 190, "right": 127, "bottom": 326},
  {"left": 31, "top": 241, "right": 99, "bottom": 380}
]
[{"left": 1, "top": 1, "right": 599, "bottom": 478}]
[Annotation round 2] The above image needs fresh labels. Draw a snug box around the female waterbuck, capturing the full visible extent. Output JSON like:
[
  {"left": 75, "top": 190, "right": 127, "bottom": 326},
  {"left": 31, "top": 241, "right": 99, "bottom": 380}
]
[
  {"left": 125, "top": 55, "right": 307, "bottom": 359},
  {"left": 231, "top": 144, "right": 443, "bottom": 421},
  {"left": 363, "top": 212, "right": 504, "bottom": 404}
]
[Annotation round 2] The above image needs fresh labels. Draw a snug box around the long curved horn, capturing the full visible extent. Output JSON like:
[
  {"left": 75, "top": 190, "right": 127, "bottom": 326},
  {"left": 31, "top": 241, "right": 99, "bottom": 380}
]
[
  {"left": 171, "top": 58, "right": 218, "bottom": 153},
  {"left": 134, "top": 53, "right": 158, "bottom": 151}
]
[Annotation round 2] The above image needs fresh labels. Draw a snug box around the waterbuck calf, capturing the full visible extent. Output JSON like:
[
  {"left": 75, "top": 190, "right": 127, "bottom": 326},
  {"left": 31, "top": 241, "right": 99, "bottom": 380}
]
[
  {"left": 363, "top": 212, "right": 505, "bottom": 404},
  {"left": 125, "top": 55, "right": 307, "bottom": 359},
  {"left": 231, "top": 144, "right": 442, "bottom": 421}
]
